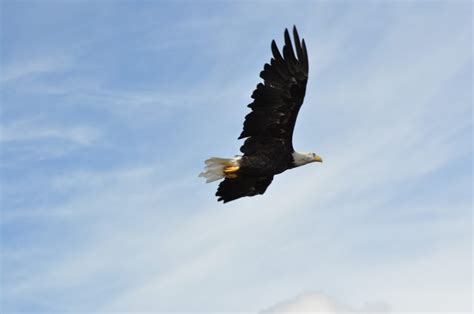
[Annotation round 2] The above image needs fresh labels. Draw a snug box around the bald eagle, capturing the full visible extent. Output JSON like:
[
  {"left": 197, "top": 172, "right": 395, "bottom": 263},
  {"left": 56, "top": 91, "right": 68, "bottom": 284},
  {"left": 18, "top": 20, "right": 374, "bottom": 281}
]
[{"left": 199, "top": 26, "right": 323, "bottom": 203}]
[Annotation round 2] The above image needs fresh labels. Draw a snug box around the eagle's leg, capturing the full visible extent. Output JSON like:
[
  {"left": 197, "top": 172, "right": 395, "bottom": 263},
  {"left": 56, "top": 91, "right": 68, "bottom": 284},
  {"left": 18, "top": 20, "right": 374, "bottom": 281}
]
[{"left": 224, "top": 166, "right": 239, "bottom": 179}]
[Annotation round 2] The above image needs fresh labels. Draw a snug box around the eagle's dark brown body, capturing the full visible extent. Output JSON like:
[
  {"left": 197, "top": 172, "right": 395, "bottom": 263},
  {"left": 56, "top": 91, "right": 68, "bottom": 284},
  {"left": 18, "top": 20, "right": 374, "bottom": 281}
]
[{"left": 239, "top": 153, "right": 294, "bottom": 177}]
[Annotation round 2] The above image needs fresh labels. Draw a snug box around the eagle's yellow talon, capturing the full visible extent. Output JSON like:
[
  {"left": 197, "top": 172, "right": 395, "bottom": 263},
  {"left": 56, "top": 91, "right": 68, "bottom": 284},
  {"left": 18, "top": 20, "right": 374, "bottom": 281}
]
[
  {"left": 224, "top": 166, "right": 239, "bottom": 174},
  {"left": 224, "top": 166, "right": 239, "bottom": 178}
]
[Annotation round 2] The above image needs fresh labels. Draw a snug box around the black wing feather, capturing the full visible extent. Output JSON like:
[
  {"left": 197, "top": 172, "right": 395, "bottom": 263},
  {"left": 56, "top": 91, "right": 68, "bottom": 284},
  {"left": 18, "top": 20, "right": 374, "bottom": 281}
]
[
  {"left": 216, "top": 176, "right": 274, "bottom": 203},
  {"left": 239, "top": 26, "right": 309, "bottom": 154}
]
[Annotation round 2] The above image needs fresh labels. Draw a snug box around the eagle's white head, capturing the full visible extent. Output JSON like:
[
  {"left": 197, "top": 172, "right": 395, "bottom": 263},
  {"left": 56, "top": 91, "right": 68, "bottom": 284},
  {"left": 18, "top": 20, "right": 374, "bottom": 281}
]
[{"left": 292, "top": 151, "right": 323, "bottom": 167}]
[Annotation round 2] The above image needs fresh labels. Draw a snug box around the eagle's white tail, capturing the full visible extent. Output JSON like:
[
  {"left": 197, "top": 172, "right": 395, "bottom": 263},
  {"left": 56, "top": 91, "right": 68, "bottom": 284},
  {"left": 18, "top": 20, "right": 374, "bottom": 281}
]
[{"left": 199, "top": 157, "right": 241, "bottom": 183}]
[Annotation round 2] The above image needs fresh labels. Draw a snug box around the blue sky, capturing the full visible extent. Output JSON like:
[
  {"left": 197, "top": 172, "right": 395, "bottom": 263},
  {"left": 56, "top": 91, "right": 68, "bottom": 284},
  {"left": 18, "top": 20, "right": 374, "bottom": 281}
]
[{"left": 1, "top": 1, "right": 472, "bottom": 313}]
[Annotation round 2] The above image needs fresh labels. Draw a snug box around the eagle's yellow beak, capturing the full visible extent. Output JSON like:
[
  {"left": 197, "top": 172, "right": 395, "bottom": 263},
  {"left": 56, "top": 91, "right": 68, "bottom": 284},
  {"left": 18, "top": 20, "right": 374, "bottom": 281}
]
[{"left": 313, "top": 155, "right": 323, "bottom": 163}]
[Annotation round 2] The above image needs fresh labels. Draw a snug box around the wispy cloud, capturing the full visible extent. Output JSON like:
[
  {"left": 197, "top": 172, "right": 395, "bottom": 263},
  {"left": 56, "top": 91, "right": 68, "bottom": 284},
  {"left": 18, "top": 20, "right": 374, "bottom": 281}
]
[
  {"left": 1, "top": 55, "right": 72, "bottom": 83},
  {"left": 1, "top": 119, "right": 100, "bottom": 146}
]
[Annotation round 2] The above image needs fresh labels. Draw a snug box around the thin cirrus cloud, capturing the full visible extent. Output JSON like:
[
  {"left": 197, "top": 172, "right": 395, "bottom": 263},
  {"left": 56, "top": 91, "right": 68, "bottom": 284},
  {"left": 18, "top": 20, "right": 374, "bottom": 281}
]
[
  {"left": 0, "top": 56, "right": 73, "bottom": 84},
  {"left": 1, "top": 1, "right": 472, "bottom": 313},
  {"left": 1, "top": 119, "right": 100, "bottom": 146}
]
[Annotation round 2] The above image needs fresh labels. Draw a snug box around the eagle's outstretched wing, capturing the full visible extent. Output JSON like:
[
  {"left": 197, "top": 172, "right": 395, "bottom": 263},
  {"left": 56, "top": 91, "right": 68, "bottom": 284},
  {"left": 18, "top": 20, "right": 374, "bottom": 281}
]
[
  {"left": 239, "top": 26, "right": 309, "bottom": 156},
  {"left": 216, "top": 176, "right": 274, "bottom": 203}
]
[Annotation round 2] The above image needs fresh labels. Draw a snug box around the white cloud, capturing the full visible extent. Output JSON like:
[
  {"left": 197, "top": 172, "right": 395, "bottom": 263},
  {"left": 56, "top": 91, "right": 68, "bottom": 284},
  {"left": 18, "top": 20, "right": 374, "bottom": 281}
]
[
  {"left": 261, "top": 292, "right": 348, "bottom": 313},
  {"left": 261, "top": 292, "right": 390, "bottom": 314}
]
